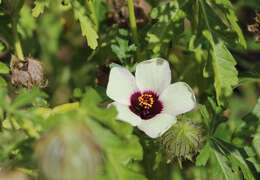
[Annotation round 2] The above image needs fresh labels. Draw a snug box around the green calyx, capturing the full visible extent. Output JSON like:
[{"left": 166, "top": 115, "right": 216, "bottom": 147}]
[{"left": 161, "top": 119, "right": 204, "bottom": 165}]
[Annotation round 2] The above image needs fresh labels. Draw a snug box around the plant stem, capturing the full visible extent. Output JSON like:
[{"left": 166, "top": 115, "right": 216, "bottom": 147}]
[
  {"left": 12, "top": 17, "right": 24, "bottom": 61},
  {"left": 127, "top": 0, "right": 139, "bottom": 46}
]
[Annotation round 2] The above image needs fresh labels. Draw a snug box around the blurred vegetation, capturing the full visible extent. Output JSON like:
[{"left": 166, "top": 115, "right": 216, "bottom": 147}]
[{"left": 0, "top": 0, "right": 260, "bottom": 179}]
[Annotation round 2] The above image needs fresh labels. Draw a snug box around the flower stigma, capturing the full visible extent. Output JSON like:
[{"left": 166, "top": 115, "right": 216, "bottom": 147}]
[
  {"left": 138, "top": 93, "right": 154, "bottom": 109},
  {"left": 129, "top": 91, "right": 163, "bottom": 120}
]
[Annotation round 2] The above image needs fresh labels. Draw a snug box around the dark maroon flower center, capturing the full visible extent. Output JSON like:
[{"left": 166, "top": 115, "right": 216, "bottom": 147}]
[{"left": 129, "top": 91, "right": 163, "bottom": 120}]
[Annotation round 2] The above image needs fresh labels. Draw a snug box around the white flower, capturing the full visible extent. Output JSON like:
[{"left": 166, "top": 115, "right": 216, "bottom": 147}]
[{"left": 106, "top": 58, "right": 196, "bottom": 138}]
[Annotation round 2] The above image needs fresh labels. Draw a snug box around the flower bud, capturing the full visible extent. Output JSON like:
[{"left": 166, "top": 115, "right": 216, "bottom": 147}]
[
  {"left": 35, "top": 122, "right": 101, "bottom": 180},
  {"left": 161, "top": 119, "right": 204, "bottom": 164}
]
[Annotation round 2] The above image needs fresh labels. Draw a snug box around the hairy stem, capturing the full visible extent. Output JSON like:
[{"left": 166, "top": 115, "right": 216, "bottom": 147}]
[
  {"left": 12, "top": 17, "right": 24, "bottom": 61},
  {"left": 127, "top": 0, "right": 139, "bottom": 46}
]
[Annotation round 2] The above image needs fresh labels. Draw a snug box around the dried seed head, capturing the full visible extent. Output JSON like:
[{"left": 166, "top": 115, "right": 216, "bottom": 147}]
[
  {"left": 10, "top": 56, "right": 47, "bottom": 88},
  {"left": 35, "top": 122, "right": 102, "bottom": 180},
  {"left": 0, "top": 171, "right": 28, "bottom": 180},
  {"left": 255, "top": 13, "right": 260, "bottom": 23},
  {"left": 247, "top": 24, "right": 259, "bottom": 33},
  {"left": 247, "top": 12, "right": 260, "bottom": 43},
  {"left": 107, "top": 0, "right": 151, "bottom": 27},
  {"left": 161, "top": 120, "right": 204, "bottom": 165},
  {"left": 96, "top": 65, "right": 110, "bottom": 87},
  {"left": 255, "top": 34, "right": 260, "bottom": 42}
]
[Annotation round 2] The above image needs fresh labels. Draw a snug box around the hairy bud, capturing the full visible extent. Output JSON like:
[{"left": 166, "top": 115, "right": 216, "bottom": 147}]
[{"left": 161, "top": 120, "right": 204, "bottom": 165}]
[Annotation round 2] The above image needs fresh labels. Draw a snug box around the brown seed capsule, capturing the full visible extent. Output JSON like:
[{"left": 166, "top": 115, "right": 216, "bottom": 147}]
[
  {"left": 255, "top": 13, "right": 260, "bottom": 23},
  {"left": 107, "top": 0, "right": 151, "bottom": 27},
  {"left": 247, "top": 12, "right": 260, "bottom": 43},
  {"left": 0, "top": 171, "right": 28, "bottom": 180},
  {"left": 10, "top": 56, "right": 47, "bottom": 88},
  {"left": 35, "top": 122, "right": 102, "bottom": 180},
  {"left": 96, "top": 65, "right": 110, "bottom": 87},
  {"left": 255, "top": 34, "right": 260, "bottom": 42},
  {"left": 247, "top": 24, "right": 259, "bottom": 33}
]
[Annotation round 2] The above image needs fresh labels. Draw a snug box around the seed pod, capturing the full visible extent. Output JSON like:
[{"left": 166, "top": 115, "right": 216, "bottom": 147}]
[
  {"left": 35, "top": 122, "right": 102, "bottom": 180},
  {"left": 255, "top": 13, "right": 260, "bottom": 23},
  {"left": 161, "top": 120, "right": 204, "bottom": 165},
  {"left": 247, "top": 24, "right": 259, "bottom": 33},
  {"left": 247, "top": 13, "right": 260, "bottom": 43},
  {"left": 0, "top": 171, "right": 28, "bottom": 180},
  {"left": 107, "top": 0, "right": 151, "bottom": 27},
  {"left": 10, "top": 56, "right": 47, "bottom": 88}
]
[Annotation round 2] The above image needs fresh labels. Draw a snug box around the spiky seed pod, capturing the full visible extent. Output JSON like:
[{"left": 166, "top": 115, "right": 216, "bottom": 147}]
[
  {"left": 35, "top": 122, "right": 102, "bottom": 180},
  {"left": 161, "top": 120, "right": 204, "bottom": 165},
  {"left": 10, "top": 56, "right": 47, "bottom": 88}
]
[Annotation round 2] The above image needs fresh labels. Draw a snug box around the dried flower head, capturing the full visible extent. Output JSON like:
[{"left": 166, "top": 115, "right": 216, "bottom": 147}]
[
  {"left": 0, "top": 171, "right": 28, "bottom": 180},
  {"left": 107, "top": 0, "right": 151, "bottom": 27},
  {"left": 247, "top": 13, "right": 260, "bottom": 42},
  {"left": 10, "top": 56, "right": 47, "bottom": 88},
  {"left": 161, "top": 119, "right": 204, "bottom": 165},
  {"left": 35, "top": 122, "right": 102, "bottom": 180}
]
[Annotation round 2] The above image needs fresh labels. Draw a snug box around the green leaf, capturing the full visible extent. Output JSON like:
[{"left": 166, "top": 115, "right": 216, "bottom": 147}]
[
  {"left": 52, "top": 102, "right": 79, "bottom": 114},
  {"left": 211, "top": 0, "right": 247, "bottom": 48},
  {"left": 253, "top": 126, "right": 260, "bottom": 160},
  {"left": 11, "top": 88, "right": 47, "bottom": 109},
  {"left": 19, "top": 4, "right": 37, "bottom": 38},
  {"left": 188, "top": 0, "right": 246, "bottom": 48},
  {"left": 81, "top": 88, "right": 133, "bottom": 138},
  {"left": 79, "top": 88, "right": 145, "bottom": 180},
  {"left": 32, "top": 0, "right": 49, "bottom": 17},
  {"left": 71, "top": 0, "right": 98, "bottom": 49},
  {"left": 203, "top": 31, "right": 238, "bottom": 104},
  {"left": 211, "top": 138, "right": 255, "bottom": 180},
  {"left": 0, "top": 76, "right": 7, "bottom": 87},
  {"left": 196, "top": 142, "right": 211, "bottom": 166},
  {"left": 111, "top": 31, "right": 136, "bottom": 62},
  {"left": 87, "top": 119, "right": 146, "bottom": 180},
  {"left": 146, "top": 1, "right": 185, "bottom": 55},
  {"left": 211, "top": 147, "right": 237, "bottom": 180},
  {"left": 0, "top": 62, "right": 9, "bottom": 74},
  {"left": 252, "top": 97, "right": 260, "bottom": 119}
]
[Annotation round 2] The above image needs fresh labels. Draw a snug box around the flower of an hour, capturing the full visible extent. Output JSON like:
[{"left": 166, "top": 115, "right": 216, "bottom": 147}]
[{"left": 106, "top": 58, "right": 196, "bottom": 138}]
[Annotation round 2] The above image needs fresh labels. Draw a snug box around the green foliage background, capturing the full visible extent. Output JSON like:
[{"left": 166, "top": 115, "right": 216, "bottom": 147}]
[{"left": 0, "top": 0, "right": 260, "bottom": 179}]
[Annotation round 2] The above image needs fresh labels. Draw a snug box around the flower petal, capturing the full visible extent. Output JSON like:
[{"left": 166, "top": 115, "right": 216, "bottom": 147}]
[
  {"left": 159, "top": 82, "right": 196, "bottom": 116},
  {"left": 135, "top": 58, "right": 171, "bottom": 95},
  {"left": 112, "top": 102, "right": 142, "bottom": 126},
  {"left": 106, "top": 66, "right": 138, "bottom": 105},
  {"left": 138, "top": 114, "right": 176, "bottom": 138}
]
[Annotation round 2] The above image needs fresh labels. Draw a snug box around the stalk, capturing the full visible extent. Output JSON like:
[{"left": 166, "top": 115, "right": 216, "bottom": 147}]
[
  {"left": 127, "top": 0, "right": 139, "bottom": 46},
  {"left": 12, "top": 17, "right": 24, "bottom": 61}
]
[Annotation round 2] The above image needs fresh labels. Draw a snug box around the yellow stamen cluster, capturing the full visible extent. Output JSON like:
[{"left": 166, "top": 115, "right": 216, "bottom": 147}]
[{"left": 138, "top": 93, "right": 154, "bottom": 109}]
